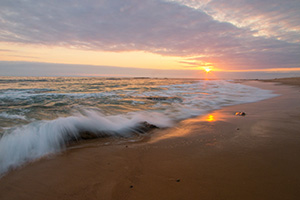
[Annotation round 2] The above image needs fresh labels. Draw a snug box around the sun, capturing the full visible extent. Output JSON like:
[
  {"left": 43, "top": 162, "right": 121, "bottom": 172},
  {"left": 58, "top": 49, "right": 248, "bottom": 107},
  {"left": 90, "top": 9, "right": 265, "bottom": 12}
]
[{"left": 204, "top": 67, "right": 212, "bottom": 73}]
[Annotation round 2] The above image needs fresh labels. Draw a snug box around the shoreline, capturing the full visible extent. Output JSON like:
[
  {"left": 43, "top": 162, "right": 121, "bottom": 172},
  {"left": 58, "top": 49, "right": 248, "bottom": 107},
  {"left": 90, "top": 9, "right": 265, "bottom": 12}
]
[
  {"left": 1, "top": 78, "right": 300, "bottom": 199},
  {"left": 260, "top": 77, "right": 300, "bottom": 86}
]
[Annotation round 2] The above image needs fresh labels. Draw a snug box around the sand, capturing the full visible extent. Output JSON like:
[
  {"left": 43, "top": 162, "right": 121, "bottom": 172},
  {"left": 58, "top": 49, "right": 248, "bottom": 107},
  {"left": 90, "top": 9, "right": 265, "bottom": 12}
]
[
  {"left": 1, "top": 78, "right": 300, "bottom": 200},
  {"left": 261, "top": 77, "right": 300, "bottom": 86}
]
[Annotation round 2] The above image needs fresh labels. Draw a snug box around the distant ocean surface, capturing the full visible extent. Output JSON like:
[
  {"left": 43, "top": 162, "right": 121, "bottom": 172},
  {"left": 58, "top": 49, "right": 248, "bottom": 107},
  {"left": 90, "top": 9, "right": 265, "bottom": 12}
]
[{"left": 0, "top": 77, "right": 277, "bottom": 176}]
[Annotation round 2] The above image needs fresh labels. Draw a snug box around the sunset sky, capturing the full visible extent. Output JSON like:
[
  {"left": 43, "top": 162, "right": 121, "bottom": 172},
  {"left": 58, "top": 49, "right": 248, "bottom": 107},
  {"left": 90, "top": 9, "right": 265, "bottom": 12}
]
[{"left": 1, "top": 0, "right": 300, "bottom": 78}]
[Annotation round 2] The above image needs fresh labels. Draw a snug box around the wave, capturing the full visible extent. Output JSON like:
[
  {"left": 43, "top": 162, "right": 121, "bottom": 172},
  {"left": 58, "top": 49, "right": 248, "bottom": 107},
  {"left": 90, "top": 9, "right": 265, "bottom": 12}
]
[
  {"left": 0, "top": 80, "right": 279, "bottom": 177},
  {"left": 0, "top": 112, "right": 27, "bottom": 120},
  {"left": 0, "top": 110, "right": 172, "bottom": 176}
]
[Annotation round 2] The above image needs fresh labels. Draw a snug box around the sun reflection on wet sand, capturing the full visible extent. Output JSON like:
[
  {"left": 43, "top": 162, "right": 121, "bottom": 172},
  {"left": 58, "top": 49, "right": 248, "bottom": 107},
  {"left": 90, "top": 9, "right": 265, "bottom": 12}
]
[
  {"left": 194, "top": 112, "right": 227, "bottom": 123},
  {"left": 150, "top": 111, "right": 227, "bottom": 143},
  {"left": 206, "top": 114, "right": 215, "bottom": 122}
]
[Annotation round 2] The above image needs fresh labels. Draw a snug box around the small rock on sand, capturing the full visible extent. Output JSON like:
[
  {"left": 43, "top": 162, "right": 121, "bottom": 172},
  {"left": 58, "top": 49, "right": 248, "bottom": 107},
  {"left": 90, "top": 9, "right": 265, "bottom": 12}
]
[{"left": 235, "top": 112, "right": 246, "bottom": 116}]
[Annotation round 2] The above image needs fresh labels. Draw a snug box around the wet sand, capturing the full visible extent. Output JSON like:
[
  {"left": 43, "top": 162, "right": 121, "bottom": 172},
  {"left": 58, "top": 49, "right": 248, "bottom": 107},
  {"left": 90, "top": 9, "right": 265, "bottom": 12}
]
[
  {"left": 261, "top": 77, "right": 300, "bottom": 86},
  {"left": 1, "top": 78, "right": 300, "bottom": 200}
]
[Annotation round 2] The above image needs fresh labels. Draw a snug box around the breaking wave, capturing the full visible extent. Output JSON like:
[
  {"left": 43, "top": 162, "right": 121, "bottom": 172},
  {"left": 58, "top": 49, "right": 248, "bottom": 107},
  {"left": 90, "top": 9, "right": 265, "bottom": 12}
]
[{"left": 0, "top": 110, "right": 172, "bottom": 176}]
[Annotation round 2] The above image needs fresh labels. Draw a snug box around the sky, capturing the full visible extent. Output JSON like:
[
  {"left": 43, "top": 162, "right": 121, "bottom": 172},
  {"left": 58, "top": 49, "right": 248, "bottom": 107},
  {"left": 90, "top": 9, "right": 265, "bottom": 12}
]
[{"left": 0, "top": 0, "right": 300, "bottom": 78}]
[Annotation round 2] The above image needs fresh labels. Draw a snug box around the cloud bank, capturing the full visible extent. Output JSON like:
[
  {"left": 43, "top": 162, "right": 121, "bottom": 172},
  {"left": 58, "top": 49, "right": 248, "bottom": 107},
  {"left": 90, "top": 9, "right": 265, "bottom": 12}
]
[
  {"left": 1, "top": 61, "right": 300, "bottom": 79},
  {"left": 0, "top": 0, "right": 299, "bottom": 70}
]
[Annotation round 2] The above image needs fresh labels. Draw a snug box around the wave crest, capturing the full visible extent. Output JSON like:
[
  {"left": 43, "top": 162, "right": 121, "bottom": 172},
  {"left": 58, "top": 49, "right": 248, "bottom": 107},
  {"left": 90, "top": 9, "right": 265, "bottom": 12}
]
[{"left": 0, "top": 110, "right": 171, "bottom": 176}]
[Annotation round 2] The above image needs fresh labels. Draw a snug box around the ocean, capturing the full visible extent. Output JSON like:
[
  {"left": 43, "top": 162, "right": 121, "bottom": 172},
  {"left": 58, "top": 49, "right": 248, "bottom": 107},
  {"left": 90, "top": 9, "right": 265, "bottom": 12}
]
[{"left": 0, "top": 77, "right": 277, "bottom": 176}]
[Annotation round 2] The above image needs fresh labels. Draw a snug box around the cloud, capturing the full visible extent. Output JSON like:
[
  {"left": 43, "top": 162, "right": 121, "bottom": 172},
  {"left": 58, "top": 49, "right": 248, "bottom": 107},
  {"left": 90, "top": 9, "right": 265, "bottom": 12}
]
[
  {"left": 0, "top": 0, "right": 299, "bottom": 70},
  {"left": 1, "top": 61, "right": 300, "bottom": 79},
  {"left": 0, "top": 61, "right": 200, "bottom": 78},
  {"left": 208, "top": 0, "right": 300, "bottom": 43},
  {"left": 0, "top": 49, "right": 14, "bottom": 52},
  {"left": 168, "top": 0, "right": 300, "bottom": 42}
]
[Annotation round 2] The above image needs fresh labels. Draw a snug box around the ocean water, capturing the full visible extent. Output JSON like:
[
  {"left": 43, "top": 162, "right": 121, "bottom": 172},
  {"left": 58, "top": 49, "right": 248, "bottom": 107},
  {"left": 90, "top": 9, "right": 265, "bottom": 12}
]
[{"left": 0, "top": 77, "right": 277, "bottom": 176}]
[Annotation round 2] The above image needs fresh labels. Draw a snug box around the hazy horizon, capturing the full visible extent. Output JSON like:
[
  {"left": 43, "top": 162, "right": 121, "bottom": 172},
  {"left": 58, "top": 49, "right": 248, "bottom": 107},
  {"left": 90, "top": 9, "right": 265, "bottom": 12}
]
[{"left": 1, "top": 61, "right": 300, "bottom": 80}]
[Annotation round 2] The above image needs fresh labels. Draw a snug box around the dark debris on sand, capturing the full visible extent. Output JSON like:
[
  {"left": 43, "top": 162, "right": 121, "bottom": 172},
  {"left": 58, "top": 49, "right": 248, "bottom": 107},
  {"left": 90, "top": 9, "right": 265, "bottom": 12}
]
[
  {"left": 67, "top": 121, "right": 159, "bottom": 143},
  {"left": 235, "top": 112, "right": 246, "bottom": 116}
]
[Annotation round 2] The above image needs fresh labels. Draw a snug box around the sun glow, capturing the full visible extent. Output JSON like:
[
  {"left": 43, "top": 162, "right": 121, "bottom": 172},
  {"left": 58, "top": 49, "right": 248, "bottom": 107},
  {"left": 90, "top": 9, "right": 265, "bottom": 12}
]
[
  {"left": 202, "top": 64, "right": 213, "bottom": 73},
  {"left": 205, "top": 68, "right": 212, "bottom": 73},
  {"left": 0, "top": 42, "right": 184, "bottom": 70}
]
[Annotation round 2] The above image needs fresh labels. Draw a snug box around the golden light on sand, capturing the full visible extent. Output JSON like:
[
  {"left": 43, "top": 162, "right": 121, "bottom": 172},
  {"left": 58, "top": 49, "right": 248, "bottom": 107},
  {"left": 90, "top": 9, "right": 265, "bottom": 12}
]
[{"left": 206, "top": 114, "right": 215, "bottom": 122}]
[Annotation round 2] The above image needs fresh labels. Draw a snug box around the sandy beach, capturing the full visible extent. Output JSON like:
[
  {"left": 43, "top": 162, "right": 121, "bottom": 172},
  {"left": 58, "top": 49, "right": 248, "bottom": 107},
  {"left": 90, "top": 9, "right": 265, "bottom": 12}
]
[{"left": 1, "top": 78, "right": 300, "bottom": 200}]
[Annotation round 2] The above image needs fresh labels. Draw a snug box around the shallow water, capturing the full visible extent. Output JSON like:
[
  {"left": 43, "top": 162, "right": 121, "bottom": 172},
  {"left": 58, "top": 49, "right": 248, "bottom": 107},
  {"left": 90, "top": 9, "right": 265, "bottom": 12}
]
[{"left": 0, "top": 77, "right": 277, "bottom": 176}]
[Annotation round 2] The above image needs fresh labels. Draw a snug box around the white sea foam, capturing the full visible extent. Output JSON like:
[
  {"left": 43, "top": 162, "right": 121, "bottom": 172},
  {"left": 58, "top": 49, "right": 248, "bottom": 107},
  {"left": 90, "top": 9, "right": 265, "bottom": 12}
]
[
  {"left": 143, "top": 80, "right": 278, "bottom": 119},
  {"left": 0, "top": 110, "right": 172, "bottom": 176},
  {"left": 0, "top": 89, "right": 118, "bottom": 100},
  {"left": 0, "top": 112, "right": 27, "bottom": 120}
]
